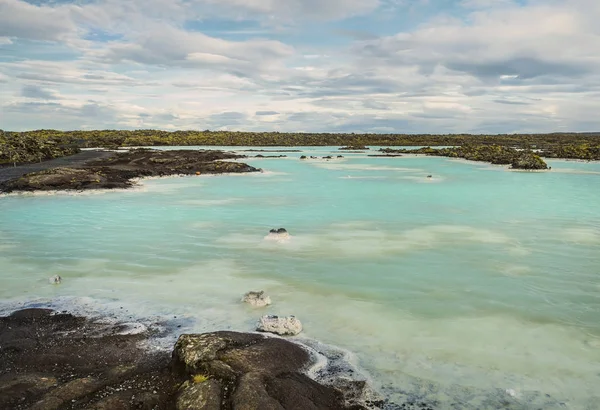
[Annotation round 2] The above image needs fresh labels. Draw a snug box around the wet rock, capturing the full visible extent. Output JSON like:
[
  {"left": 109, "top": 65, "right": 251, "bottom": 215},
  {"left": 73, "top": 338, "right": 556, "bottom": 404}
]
[
  {"left": 29, "top": 377, "right": 103, "bottom": 410},
  {"left": 0, "top": 308, "right": 180, "bottom": 410},
  {"left": 176, "top": 379, "right": 221, "bottom": 410},
  {"left": 172, "top": 331, "right": 358, "bottom": 409},
  {"left": 257, "top": 315, "right": 303, "bottom": 336},
  {"left": 49, "top": 275, "right": 61, "bottom": 284},
  {"left": 242, "top": 291, "right": 272, "bottom": 307},
  {"left": 300, "top": 156, "right": 307, "bottom": 160}
]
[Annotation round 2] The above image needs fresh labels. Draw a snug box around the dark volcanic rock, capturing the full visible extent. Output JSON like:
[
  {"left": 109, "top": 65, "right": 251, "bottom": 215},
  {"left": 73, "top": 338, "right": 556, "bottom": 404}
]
[
  {"left": 172, "top": 332, "right": 363, "bottom": 410},
  {"left": 339, "top": 146, "right": 369, "bottom": 150},
  {"left": 1, "top": 309, "right": 374, "bottom": 410},
  {"left": 0, "top": 149, "right": 260, "bottom": 193},
  {"left": 0, "top": 308, "right": 180, "bottom": 410}
]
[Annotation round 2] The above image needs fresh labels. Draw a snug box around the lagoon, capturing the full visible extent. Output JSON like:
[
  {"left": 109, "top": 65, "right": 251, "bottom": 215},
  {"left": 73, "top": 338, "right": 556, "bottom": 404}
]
[{"left": 1, "top": 147, "right": 599, "bottom": 409}]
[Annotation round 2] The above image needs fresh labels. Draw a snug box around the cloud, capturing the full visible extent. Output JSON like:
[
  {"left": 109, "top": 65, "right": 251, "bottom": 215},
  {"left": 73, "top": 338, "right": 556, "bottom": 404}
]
[
  {"left": 21, "top": 84, "right": 61, "bottom": 100},
  {"left": 92, "top": 25, "right": 293, "bottom": 76},
  {"left": 0, "top": 0, "right": 77, "bottom": 41},
  {"left": 198, "top": 0, "right": 380, "bottom": 22},
  {"left": 255, "top": 111, "right": 280, "bottom": 115},
  {"left": 1, "top": 0, "right": 600, "bottom": 133}
]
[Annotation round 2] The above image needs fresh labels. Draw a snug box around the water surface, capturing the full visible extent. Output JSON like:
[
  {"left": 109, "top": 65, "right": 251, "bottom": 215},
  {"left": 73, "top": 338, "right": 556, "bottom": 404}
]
[{"left": 1, "top": 147, "right": 599, "bottom": 409}]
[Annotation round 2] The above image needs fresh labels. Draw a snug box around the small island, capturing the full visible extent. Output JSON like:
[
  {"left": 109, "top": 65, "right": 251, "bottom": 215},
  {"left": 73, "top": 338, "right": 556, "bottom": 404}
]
[
  {"left": 339, "top": 146, "right": 369, "bottom": 151},
  {"left": 380, "top": 145, "right": 549, "bottom": 170},
  {"left": 0, "top": 149, "right": 260, "bottom": 193}
]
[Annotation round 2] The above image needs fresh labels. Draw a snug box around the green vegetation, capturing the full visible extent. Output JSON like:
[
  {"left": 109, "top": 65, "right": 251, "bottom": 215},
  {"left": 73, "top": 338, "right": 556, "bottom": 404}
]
[
  {"left": 2, "top": 129, "right": 599, "bottom": 148},
  {"left": 541, "top": 144, "right": 600, "bottom": 160},
  {"left": 1, "top": 129, "right": 599, "bottom": 165},
  {"left": 192, "top": 374, "right": 209, "bottom": 384},
  {"left": 381, "top": 145, "right": 549, "bottom": 169},
  {"left": 0, "top": 130, "right": 80, "bottom": 166}
]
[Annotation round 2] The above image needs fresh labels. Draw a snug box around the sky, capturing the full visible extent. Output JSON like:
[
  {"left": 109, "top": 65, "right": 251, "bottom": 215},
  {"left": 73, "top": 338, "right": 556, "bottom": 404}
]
[{"left": 1, "top": 0, "right": 599, "bottom": 133}]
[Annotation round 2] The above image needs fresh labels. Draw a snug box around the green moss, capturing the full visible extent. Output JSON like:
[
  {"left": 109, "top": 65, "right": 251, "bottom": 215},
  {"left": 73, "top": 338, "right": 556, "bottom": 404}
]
[{"left": 192, "top": 374, "right": 209, "bottom": 384}]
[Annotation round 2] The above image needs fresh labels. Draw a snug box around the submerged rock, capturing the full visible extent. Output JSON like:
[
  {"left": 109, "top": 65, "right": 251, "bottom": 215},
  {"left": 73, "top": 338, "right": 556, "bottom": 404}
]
[
  {"left": 241, "top": 291, "right": 272, "bottom": 307},
  {"left": 264, "top": 228, "right": 290, "bottom": 242},
  {"left": 49, "top": 275, "right": 62, "bottom": 284},
  {"left": 256, "top": 315, "right": 303, "bottom": 336}
]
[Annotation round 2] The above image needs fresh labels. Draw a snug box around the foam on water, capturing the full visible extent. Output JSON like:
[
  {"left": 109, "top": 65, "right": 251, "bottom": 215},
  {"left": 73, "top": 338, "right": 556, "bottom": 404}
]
[
  {"left": 1, "top": 147, "right": 600, "bottom": 409},
  {"left": 563, "top": 227, "right": 600, "bottom": 244}
]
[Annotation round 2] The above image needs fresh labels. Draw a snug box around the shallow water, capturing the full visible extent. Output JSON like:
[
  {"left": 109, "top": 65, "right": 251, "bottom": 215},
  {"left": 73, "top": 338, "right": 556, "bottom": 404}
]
[{"left": 1, "top": 147, "right": 600, "bottom": 409}]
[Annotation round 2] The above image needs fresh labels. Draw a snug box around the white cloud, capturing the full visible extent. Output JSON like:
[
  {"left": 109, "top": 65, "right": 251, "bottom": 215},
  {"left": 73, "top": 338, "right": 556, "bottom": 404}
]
[
  {"left": 195, "top": 0, "right": 380, "bottom": 21},
  {"left": 0, "top": 0, "right": 77, "bottom": 41}
]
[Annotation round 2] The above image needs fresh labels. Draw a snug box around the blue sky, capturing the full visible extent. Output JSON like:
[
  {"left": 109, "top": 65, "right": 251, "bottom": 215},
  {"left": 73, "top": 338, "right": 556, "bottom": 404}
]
[{"left": 1, "top": 0, "right": 599, "bottom": 132}]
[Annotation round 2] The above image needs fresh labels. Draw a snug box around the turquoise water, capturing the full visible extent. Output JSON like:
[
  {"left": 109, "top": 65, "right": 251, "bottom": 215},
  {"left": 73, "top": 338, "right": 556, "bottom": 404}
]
[{"left": 1, "top": 147, "right": 600, "bottom": 409}]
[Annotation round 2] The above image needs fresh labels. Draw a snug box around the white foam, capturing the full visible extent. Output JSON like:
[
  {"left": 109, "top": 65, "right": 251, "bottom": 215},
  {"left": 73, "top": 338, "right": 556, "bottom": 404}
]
[
  {"left": 563, "top": 228, "right": 600, "bottom": 244},
  {"left": 179, "top": 198, "right": 241, "bottom": 206},
  {"left": 313, "top": 162, "right": 423, "bottom": 173},
  {"left": 500, "top": 264, "right": 532, "bottom": 277},
  {"left": 216, "top": 224, "right": 512, "bottom": 258},
  {"left": 548, "top": 168, "right": 600, "bottom": 175}
]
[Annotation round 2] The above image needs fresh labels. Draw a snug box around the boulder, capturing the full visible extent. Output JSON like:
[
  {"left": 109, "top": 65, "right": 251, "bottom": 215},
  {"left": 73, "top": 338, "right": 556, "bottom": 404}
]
[
  {"left": 49, "top": 275, "right": 62, "bottom": 284},
  {"left": 242, "top": 291, "right": 272, "bottom": 307},
  {"left": 171, "top": 331, "right": 360, "bottom": 409},
  {"left": 256, "top": 315, "right": 302, "bottom": 336}
]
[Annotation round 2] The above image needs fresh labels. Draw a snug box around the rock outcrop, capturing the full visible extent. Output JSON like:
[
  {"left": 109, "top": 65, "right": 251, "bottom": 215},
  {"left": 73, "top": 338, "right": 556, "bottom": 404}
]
[
  {"left": 256, "top": 315, "right": 303, "bottom": 336},
  {"left": 242, "top": 291, "right": 272, "bottom": 307},
  {"left": 0, "top": 308, "right": 180, "bottom": 410},
  {"left": 172, "top": 332, "right": 360, "bottom": 410},
  {"left": 510, "top": 152, "right": 549, "bottom": 170}
]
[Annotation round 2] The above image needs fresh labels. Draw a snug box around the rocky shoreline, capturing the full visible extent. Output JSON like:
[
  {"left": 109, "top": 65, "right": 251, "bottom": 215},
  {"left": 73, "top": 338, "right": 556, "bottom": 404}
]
[
  {"left": 0, "top": 149, "right": 260, "bottom": 193},
  {"left": 0, "top": 308, "right": 394, "bottom": 410},
  {"left": 379, "top": 146, "right": 549, "bottom": 170}
]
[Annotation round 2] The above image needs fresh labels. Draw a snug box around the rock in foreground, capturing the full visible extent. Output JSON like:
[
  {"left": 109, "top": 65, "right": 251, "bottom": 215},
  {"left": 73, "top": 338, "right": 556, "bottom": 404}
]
[
  {"left": 0, "top": 308, "right": 179, "bottom": 410},
  {"left": 1, "top": 309, "right": 371, "bottom": 409},
  {"left": 257, "top": 315, "right": 303, "bottom": 336},
  {"left": 172, "top": 332, "right": 361, "bottom": 409}
]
